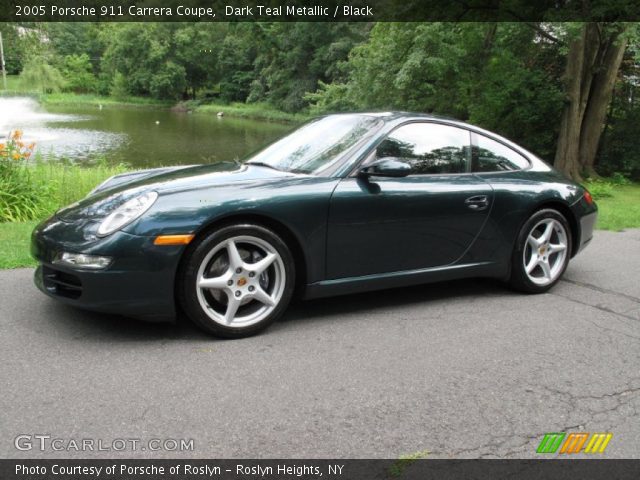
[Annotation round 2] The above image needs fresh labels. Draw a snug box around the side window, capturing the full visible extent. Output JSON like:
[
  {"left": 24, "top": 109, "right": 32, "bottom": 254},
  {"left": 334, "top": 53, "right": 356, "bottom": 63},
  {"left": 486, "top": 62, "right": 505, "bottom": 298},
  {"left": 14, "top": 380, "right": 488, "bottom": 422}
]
[
  {"left": 376, "top": 123, "right": 471, "bottom": 174},
  {"left": 474, "top": 135, "right": 530, "bottom": 172}
]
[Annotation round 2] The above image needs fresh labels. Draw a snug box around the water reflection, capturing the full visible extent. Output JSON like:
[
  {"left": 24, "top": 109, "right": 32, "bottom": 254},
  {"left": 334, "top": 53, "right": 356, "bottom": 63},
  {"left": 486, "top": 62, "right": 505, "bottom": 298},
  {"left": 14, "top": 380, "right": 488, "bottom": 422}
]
[{"left": 0, "top": 97, "right": 292, "bottom": 168}]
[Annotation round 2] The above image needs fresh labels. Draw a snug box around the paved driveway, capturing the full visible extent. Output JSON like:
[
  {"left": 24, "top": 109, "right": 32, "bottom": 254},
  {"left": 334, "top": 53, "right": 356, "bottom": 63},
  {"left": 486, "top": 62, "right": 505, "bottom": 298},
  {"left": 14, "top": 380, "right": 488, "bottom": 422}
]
[{"left": 1, "top": 230, "right": 639, "bottom": 458}]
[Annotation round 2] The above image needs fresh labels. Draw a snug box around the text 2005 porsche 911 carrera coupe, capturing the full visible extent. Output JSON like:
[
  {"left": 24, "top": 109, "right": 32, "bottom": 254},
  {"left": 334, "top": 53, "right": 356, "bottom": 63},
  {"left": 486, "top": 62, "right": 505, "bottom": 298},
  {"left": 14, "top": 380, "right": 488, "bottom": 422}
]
[{"left": 32, "top": 113, "right": 597, "bottom": 337}]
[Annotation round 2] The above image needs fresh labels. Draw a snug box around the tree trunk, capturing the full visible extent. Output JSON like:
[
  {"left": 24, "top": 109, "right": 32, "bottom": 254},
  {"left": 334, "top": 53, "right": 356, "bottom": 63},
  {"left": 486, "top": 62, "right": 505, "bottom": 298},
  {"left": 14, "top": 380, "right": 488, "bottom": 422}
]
[
  {"left": 579, "top": 31, "right": 627, "bottom": 177},
  {"left": 554, "top": 23, "right": 628, "bottom": 181},
  {"left": 554, "top": 24, "right": 598, "bottom": 181}
]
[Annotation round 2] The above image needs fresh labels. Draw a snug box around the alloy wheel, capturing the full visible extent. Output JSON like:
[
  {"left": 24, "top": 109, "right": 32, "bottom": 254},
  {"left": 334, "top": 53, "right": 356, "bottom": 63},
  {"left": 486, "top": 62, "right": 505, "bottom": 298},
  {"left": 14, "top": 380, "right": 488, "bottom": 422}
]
[
  {"left": 522, "top": 218, "right": 568, "bottom": 286},
  {"left": 195, "top": 235, "right": 286, "bottom": 327}
]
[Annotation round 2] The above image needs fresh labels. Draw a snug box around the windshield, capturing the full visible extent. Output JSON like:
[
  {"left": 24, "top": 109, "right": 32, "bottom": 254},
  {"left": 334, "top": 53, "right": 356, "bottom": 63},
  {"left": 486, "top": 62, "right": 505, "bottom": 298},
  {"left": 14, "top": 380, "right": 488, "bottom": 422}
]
[{"left": 246, "top": 115, "right": 381, "bottom": 174}]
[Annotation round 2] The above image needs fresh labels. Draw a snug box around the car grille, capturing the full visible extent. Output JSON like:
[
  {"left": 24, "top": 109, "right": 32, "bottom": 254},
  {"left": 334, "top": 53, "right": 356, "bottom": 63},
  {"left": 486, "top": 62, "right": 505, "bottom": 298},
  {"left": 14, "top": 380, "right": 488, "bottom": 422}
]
[{"left": 42, "top": 266, "right": 83, "bottom": 299}]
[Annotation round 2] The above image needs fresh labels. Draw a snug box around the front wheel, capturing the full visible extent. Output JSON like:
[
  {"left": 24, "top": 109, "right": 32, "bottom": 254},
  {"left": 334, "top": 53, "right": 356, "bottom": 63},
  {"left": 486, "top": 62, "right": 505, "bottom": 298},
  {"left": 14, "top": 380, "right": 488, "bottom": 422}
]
[
  {"left": 179, "top": 224, "right": 295, "bottom": 338},
  {"left": 509, "top": 209, "right": 572, "bottom": 293}
]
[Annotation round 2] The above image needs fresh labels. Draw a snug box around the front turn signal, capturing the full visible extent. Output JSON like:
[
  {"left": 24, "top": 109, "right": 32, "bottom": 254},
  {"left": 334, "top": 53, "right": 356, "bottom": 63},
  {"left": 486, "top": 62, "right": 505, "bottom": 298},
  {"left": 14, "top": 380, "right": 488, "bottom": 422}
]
[{"left": 154, "top": 234, "right": 195, "bottom": 246}]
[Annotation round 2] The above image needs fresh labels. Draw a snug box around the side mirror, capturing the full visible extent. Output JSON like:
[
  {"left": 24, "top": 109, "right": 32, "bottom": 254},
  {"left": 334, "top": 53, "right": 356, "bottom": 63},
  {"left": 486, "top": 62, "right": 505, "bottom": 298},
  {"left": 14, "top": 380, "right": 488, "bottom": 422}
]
[{"left": 359, "top": 157, "right": 411, "bottom": 178}]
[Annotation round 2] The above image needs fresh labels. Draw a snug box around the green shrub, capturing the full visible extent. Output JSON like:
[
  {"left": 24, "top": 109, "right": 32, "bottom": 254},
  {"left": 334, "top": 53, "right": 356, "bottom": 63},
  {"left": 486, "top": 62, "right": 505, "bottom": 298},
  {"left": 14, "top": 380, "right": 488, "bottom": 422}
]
[
  {"left": 609, "top": 172, "right": 631, "bottom": 186},
  {"left": 584, "top": 180, "right": 614, "bottom": 199},
  {"left": 584, "top": 173, "right": 632, "bottom": 200},
  {"left": 62, "top": 54, "right": 98, "bottom": 93},
  {"left": 0, "top": 171, "right": 51, "bottom": 222}
]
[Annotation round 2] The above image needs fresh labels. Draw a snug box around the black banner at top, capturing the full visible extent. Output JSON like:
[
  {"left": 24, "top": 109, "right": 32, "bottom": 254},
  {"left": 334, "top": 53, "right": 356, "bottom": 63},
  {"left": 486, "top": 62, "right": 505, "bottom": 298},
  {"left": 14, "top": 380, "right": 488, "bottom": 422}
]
[{"left": 1, "top": 0, "right": 640, "bottom": 22}]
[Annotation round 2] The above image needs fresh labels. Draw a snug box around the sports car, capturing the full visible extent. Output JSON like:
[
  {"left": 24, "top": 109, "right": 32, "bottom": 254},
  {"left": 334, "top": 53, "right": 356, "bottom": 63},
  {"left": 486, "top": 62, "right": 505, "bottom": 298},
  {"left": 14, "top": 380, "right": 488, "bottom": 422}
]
[{"left": 32, "top": 113, "right": 597, "bottom": 337}]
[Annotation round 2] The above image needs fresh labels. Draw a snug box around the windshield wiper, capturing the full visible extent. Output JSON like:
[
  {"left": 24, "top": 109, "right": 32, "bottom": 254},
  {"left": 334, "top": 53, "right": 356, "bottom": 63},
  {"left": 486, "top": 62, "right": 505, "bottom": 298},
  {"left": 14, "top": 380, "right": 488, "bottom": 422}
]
[
  {"left": 288, "top": 168, "right": 311, "bottom": 175},
  {"left": 246, "top": 161, "right": 283, "bottom": 171}
]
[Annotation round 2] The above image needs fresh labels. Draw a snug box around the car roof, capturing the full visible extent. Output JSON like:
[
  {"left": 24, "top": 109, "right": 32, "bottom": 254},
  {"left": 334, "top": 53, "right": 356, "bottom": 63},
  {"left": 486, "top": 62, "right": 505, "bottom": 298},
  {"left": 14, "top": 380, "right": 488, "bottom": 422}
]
[
  {"left": 330, "top": 111, "right": 473, "bottom": 129},
  {"left": 346, "top": 111, "right": 457, "bottom": 121},
  {"left": 326, "top": 111, "right": 543, "bottom": 166},
  {"left": 334, "top": 111, "right": 500, "bottom": 138}
]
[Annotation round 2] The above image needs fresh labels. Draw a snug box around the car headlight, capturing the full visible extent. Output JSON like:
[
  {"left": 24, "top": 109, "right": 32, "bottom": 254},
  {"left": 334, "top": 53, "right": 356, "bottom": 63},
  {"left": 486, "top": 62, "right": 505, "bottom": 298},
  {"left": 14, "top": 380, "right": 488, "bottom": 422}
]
[{"left": 97, "top": 191, "right": 158, "bottom": 237}]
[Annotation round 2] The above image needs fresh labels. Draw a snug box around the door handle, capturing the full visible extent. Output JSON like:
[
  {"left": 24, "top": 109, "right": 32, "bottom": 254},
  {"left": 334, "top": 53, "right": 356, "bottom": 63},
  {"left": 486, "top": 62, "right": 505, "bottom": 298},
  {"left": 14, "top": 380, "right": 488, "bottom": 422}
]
[{"left": 465, "top": 195, "right": 489, "bottom": 210}]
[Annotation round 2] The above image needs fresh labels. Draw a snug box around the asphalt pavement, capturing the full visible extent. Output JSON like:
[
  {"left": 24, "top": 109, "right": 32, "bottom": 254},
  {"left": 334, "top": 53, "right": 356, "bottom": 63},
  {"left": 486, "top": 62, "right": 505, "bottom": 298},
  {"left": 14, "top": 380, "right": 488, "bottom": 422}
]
[{"left": 1, "top": 230, "right": 639, "bottom": 459}]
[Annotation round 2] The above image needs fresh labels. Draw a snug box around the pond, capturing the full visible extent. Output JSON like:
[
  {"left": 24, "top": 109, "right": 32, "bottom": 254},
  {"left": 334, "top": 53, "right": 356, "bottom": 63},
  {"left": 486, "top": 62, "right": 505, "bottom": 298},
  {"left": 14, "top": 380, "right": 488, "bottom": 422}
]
[{"left": 0, "top": 97, "right": 294, "bottom": 168}]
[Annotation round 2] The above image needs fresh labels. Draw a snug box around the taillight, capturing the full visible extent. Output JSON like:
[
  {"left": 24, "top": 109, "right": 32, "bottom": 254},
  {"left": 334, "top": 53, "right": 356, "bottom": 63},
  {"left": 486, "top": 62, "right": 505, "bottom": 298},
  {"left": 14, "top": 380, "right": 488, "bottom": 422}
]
[{"left": 583, "top": 190, "right": 594, "bottom": 205}]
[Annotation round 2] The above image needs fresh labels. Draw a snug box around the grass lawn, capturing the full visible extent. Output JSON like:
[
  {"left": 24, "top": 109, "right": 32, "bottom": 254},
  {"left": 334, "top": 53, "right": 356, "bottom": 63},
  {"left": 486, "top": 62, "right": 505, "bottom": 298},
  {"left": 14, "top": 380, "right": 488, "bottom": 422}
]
[
  {"left": 194, "top": 102, "right": 310, "bottom": 123},
  {"left": 0, "top": 221, "right": 38, "bottom": 269},
  {"left": 41, "top": 93, "right": 171, "bottom": 108},
  {"left": 589, "top": 183, "right": 640, "bottom": 231}
]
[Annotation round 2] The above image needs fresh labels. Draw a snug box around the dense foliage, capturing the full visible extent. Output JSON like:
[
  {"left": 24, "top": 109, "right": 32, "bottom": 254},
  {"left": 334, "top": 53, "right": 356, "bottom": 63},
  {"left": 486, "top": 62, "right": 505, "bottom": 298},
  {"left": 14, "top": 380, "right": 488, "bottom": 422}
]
[{"left": 1, "top": 21, "right": 639, "bottom": 178}]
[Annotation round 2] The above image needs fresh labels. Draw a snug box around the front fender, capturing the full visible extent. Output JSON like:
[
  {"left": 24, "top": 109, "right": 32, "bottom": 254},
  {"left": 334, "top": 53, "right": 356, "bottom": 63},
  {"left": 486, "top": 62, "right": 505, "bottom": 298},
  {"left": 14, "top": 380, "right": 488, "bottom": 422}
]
[{"left": 123, "top": 177, "right": 340, "bottom": 284}]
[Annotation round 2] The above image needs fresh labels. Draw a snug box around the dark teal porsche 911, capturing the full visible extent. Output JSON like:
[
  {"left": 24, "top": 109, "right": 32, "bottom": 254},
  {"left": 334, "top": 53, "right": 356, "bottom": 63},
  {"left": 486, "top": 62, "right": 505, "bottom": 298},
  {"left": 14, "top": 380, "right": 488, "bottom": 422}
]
[{"left": 32, "top": 113, "right": 597, "bottom": 337}]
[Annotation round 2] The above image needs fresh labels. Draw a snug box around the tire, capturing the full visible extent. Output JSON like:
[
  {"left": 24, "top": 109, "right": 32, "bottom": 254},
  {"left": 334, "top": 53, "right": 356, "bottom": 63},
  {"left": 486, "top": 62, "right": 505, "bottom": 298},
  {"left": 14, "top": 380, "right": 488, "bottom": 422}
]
[
  {"left": 178, "top": 224, "right": 295, "bottom": 338},
  {"left": 509, "top": 208, "right": 572, "bottom": 294}
]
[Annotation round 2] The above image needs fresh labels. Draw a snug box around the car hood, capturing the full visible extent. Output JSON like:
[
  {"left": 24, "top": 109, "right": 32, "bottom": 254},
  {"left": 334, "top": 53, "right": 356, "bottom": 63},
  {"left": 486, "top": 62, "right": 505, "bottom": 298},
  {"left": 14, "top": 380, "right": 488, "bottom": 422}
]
[{"left": 56, "top": 161, "right": 297, "bottom": 223}]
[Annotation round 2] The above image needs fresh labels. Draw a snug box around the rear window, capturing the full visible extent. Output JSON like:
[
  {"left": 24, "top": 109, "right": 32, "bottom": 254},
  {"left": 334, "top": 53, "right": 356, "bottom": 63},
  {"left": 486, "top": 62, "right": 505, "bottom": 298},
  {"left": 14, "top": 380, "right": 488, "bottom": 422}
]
[{"left": 473, "top": 135, "right": 530, "bottom": 172}]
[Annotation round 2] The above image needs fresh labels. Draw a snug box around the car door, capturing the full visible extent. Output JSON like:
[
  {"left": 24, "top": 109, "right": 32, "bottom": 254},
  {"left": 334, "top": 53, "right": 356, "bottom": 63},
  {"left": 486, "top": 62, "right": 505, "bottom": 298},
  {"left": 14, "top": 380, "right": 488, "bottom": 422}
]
[{"left": 326, "top": 122, "right": 494, "bottom": 279}]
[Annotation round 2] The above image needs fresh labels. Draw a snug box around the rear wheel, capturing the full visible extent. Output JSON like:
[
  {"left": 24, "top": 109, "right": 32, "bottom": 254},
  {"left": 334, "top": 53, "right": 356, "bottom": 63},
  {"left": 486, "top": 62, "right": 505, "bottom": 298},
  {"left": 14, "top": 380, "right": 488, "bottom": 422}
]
[
  {"left": 179, "top": 224, "right": 295, "bottom": 338},
  {"left": 510, "top": 209, "right": 571, "bottom": 293}
]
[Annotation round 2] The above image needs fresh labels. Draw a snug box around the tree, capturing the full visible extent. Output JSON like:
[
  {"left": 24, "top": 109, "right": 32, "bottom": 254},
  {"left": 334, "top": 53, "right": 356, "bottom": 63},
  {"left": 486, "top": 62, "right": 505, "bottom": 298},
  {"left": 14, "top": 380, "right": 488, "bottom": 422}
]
[
  {"left": 101, "top": 24, "right": 186, "bottom": 100},
  {"left": 308, "top": 23, "right": 564, "bottom": 160},
  {"left": 149, "top": 61, "right": 186, "bottom": 99},
  {"left": 173, "top": 24, "right": 225, "bottom": 99},
  {"left": 43, "top": 23, "right": 104, "bottom": 63},
  {"left": 217, "top": 24, "right": 259, "bottom": 102},
  {"left": 554, "top": 23, "right": 630, "bottom": 181},
  {"left": 0, "top": 24, "right": 24, "bottom": 74},
  {"left": 247, "top": 23, "right": 368, "bottom": 112},
  {"left": 20, "top": 57, "right": 65, "bottom": 93},
  {"left": 466, "top": 23, "right": 564, "bottom": 161},
  {"left": 18, "top": 27, "right": 65, "bottom": 94},
  {"left": 595, "top": 39, "right": 640, "bottom": 179},
  {"left": 62, "top": 53, "right": 97, "bottom": 93}
]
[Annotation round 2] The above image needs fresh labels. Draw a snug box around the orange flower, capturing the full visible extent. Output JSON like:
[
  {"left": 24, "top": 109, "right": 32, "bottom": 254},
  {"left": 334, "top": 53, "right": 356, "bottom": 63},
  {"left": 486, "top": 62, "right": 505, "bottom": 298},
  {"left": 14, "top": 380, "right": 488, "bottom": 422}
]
[
  {"left": 12, "top": 130, "right": 23, "bottom": 139},
  {"left": 0, "top": 143, "right": 5, "bottom": 150},
  {"left": 28, "top": 143, "right": 36, "bottom": 150},
  {"left": 17, "top": 141, "right": 24, "bottom": 148},
  {"left": 24, "top": 152, "right": 31, "bottom": 159},
  {"left": 13, "top": 152, "right": 21, "bottom": 160}
]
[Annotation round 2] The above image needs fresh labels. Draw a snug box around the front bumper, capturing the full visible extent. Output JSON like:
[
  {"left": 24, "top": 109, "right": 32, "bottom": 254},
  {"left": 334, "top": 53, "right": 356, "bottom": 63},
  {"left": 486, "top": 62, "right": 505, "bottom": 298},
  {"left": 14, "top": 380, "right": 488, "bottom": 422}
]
[{"left": 31, "top": 216, "right": 184, "bottom": 322}]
